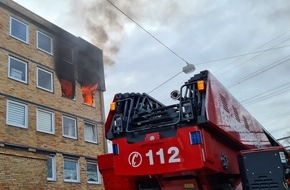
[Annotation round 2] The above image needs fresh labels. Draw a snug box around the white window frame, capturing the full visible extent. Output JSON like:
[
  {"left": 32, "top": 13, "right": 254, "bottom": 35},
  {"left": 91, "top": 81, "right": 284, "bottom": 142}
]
[
  {"left": 10, "top": 17, "right": 29, "bottom": 43},
  {"left": 86, "top": 161, "right": 101, "bottom": 184},
  {"left": 8, "top": 56, "right": 28, "bottom": 84},
  {"left": 36, "top": 67, "right": 54, "bottom": 92},
  {"left": 6, "top": 100, "right": 28, "bottom": 128},
  {"left": 84, "top": 122, "right": 98, "bottom": 143},
  {"left": 62, "top": 116, "right": 77, "bottom": 139},
  {"left": 36, "top": 108, "right": 55, "bottom": 134},
  {"left": 37, "top": 30, "right": 53, "bottom": 55},
  {"left": 47, "top": 155, "right": 56, "bottom": 181},
  {"left": 63, "top": 158, "right": 80, "bottom": 183}
]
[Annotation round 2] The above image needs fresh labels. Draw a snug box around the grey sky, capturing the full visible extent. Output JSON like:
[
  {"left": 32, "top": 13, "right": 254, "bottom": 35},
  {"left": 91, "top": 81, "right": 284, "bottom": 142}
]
[{"left": 13, "top": 0, "right": 290, "bottom": 146}]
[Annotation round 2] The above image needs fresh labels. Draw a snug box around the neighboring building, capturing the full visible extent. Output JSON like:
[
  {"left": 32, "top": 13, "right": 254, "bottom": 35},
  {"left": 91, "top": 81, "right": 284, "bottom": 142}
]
[{"left": 0, "top": 0, "right": 106, "bottom": 189}]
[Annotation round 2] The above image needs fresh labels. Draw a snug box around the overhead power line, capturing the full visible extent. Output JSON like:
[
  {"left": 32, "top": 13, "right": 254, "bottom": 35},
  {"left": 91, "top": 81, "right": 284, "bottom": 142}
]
[
  {"left": 242, "top": 82, "right": 290, "bottom": 106},
  {"left": 148, "top": 43, "right": 290, "bottom": 94},
  {"left": 147, "top": 71, "right": 183, "bottom": 94},
  {"left": 106, "top": 0, "right": 190, "bottom": 66},
  {"left": 215, "top": 38, "right": 290, "bottom": 77},
  {"left": 227, "top": 55, "right": 290, "bottom": 88},
  {"left": 106, "top": 2, "right": 290, "bottom": 95},
  {"left": 213, "top": 30, "right": 290, "bottom": 75},
  {"left": 195, "top": 44, "right": 290, "bottom": 66}
]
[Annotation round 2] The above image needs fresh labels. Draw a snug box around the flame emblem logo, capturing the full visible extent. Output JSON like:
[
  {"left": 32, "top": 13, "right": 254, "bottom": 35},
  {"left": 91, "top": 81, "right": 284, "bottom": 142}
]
[{"left": 128, "top": 151, "right": 142, "bottom": 168}]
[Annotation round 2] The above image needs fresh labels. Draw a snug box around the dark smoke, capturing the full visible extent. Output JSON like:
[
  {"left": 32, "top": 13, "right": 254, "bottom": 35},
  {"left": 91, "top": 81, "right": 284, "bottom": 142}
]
[
  {"left": 70, "top": 0, "right": 184, "bottom": 66},
  {"left": 55, "top": 36, "right": 105, "bottom": 97}
]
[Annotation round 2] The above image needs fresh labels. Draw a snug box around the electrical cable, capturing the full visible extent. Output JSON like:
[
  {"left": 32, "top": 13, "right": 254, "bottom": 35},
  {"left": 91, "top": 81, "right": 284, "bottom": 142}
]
[
  {"left": 215, "top": 38, "right": 290, "bottom": 77},
  {"left": 227, "top": 55, "right": 290, "bottom": 88},
  {"left": 242, "top": 82, "right": 290, "bottom": 106},
  {"left": 147, "top": 71, "right": 183, "bottom": 94},
  {"left": 106, "top": 0, "right": 190, "bottom": 66},
  {"left": 212, "top": 30, "right": 290, "bottom": 75},
  {"left": 107, "top": 0, "right": 290, "bottom": 97},
  {"left": 195, "top": 44, "right": 290, "bottom": 66}
]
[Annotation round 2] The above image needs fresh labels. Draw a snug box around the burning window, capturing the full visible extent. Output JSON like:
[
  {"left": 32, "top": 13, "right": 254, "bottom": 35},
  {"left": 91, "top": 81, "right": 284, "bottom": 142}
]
[
  {"left": 55, "top": 38, "right": 104, "bottom": 106},
  {"left": 60, "top": 79, "right": 75, "bottom": 99},
  {"left": 55, "top": 43, "right": 75, "bottom": 99},
  {"left": 81, "top": 84, "right": 98, "bottom": 106}
]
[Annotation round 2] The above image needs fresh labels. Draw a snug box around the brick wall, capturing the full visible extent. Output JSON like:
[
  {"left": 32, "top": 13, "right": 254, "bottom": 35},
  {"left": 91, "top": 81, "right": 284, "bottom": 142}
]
[
  {"left": 0, "top": 5, "right": 105, "bottom": 159},
  {"left": 0, "top": 2, "right": 106, "bottom": 189},
  {"left": 0, "top": 147, "right": 48, "bottom": 190}
]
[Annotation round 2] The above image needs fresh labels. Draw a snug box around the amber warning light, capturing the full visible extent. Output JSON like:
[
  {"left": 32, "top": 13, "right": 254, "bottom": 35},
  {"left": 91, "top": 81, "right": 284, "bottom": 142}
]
[
  {"left": 197, "top": 80, "right": 205, "bottom": 91},
  {"left": 110, "top": 102, "right": 116, "bottom": 111}
]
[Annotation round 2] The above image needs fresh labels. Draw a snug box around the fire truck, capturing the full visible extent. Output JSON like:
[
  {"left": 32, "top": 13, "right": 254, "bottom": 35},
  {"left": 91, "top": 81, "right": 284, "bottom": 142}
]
[{"left": 98, "top": 70, "right": 290, "bottom": 190}]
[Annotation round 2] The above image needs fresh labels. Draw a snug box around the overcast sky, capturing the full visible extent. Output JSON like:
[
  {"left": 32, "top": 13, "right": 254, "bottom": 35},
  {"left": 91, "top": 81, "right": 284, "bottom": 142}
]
[{"left": 13, "top": 0, "right": 290, "bottom": 146}]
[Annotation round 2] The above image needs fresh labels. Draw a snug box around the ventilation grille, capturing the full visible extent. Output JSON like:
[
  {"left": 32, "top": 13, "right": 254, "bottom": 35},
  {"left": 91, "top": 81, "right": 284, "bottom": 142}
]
[
  {"left": 243, "top": 116, "right": 249, "bottom": 129},
  {"left": 220, "top": 94, "right": 229, "bottom": 113},
  {"left": 232, "top": 106, "right": 240, "bottom": 122},
  {"left": 250, "top": 175, "right": 279, "bottom": 189}
]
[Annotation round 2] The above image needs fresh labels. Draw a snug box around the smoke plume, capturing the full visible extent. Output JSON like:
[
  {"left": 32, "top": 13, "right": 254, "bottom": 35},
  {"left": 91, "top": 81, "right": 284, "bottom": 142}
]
[{"left": 70, "top": 0, "right": 184, "bottom": 66}]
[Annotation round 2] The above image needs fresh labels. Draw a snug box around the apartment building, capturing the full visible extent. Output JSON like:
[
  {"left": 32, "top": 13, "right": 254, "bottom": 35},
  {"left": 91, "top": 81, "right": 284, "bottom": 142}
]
[{"left": 0, "top": 0, "right": 106, "bottom": 189}]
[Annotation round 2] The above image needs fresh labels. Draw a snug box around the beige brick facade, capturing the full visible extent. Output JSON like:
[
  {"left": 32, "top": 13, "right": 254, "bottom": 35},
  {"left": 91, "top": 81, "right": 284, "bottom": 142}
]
[{"left": 0, "top": 0, "right": 106, "bottom": 189}]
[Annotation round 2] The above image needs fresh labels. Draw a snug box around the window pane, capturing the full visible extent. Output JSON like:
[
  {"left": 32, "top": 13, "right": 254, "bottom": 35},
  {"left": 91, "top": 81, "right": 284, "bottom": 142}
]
[
  {"left": 87, "top": 163, "right": 98, "bottom": 182},
  {"left": 64, "top": 160, "right": 78, "bottom": 181},
  {"left": 63, "top": 117, "right": 76, "bottom": 138},
  {"left": 37, "top": 31, "right": 52, "bottom": 54},
  {"left": 7, "top": 101, "right": 27, "bottom": 128},
  {"left": 37, "top": 68, "right": 53, "bottom": 91},
  {"left": 47, "top": 156, "right": 53, "bottom": 179},
  {"left": 10, "top": 18, "right": 27, "bottom": 42},
  {"left": 9, "top": 57, "right": 27, "bottom": 82},
  {"left": 85, "top": 123, "right": 97, "bottom": 142},
  {"left": 37, "top": 109, "right": 53, "bottom": 133}
]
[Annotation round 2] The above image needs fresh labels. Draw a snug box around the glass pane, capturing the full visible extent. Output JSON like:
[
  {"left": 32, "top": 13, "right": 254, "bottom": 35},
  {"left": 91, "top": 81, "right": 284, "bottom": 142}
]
[
  {"left": 38, "top": 32, "right": 52, "bottom": 53},
  {"left": 38, "top": 69, "right": 52, "bottom": 91},
  {"left": 63, "top": 117, "right": 76, "bottom": 137},
  {"left": 47, "top": 156, "right": 53, "bottom": 178},
  {"left": 85, "top": 123, "right": 96, "bottom": 142},
  {"left": 9, "top": 58, "right": 26, "bottom": 81},
  {"left": 11, "top": 18, "right": 27, "bottom": 42},
  {"left": 64, "top": 160, "right": 77, "bottom": 181},
  {"left": 87, "top": 163, "right": 98, "bottom": 182}
]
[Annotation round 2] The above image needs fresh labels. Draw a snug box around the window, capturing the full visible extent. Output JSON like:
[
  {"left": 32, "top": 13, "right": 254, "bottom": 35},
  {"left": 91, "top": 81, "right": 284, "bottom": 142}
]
[
  {"left": 86, "top": 161, "right": 100, "bottom": 184},
  {"left": 64, "top": 158, "right": 79, "bottom": 182},
  {"left": 37, "top": 67, "right": 53, "bottom": 92},
  {"left": 62, "top": 116, "right": 77, "bottom": 139},
  {"left": 8, "top": 56, "right": 28, "bottom": 83},
  {"left": 10, "top": 17, "right": 28, "bottom": 43},
  {"left": 37, "top": 108, "right": 54, "bottom": 134},
  {"left": 47, "top": 155, "right": 56, "bottom": 181},
  {"left": 84, "top": 122, "right": 98, "bottom": 143},
  {"left": 6, "top": 100, "right": 28, "bottom": 128},
  {"left": 37, "top": 31, "right": 53, "bottom": 54}
]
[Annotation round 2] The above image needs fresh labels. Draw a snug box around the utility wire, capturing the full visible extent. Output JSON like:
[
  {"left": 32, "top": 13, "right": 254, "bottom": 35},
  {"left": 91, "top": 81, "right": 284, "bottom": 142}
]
[
  {"left": 242, "top": 82, "right": 290, "bottom": 106},
  {"left": 212, "top": 30, "right": 290, "bottom": 74},
  {"left": 227, "top": 55, "right": 290, "bottom": 88},
  {"left": 148, "top": 44, "right": 290, "bottom": 94},
  {"left": 147, "top": 71, "right": 183, "bottom": 94},
  {"left": 106, "top": 1, "right": 290, "bottom": 95},
  {"left": 215, "top": 38, "right": 290, "bottom": 77},
  {"left": 106, "top": 0, "right": 190, "bottom": 65},
  {"left": 195, "top": 44, "right": 290, "bottom": 66}
]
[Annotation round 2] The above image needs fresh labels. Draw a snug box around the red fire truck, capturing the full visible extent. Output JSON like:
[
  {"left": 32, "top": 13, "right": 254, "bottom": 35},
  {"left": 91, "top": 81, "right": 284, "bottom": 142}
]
[{"left": 98, "top": 70, "right": 290, "bottom": 190}]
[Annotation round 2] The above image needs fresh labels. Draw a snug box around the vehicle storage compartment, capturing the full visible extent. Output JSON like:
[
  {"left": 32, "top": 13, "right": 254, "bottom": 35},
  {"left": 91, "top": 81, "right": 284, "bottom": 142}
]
[{"left": 238, "top": 146, "right": 289, "bottom": 190}]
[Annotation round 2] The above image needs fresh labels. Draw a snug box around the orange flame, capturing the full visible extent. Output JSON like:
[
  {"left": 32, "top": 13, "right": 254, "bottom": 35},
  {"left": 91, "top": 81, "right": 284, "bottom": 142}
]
[
  {"left": 60, "top": 79, "right": 74, "bottom": 99},
  {"left": 81, "top": 83, "right": 98, "bottom": 106}
]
